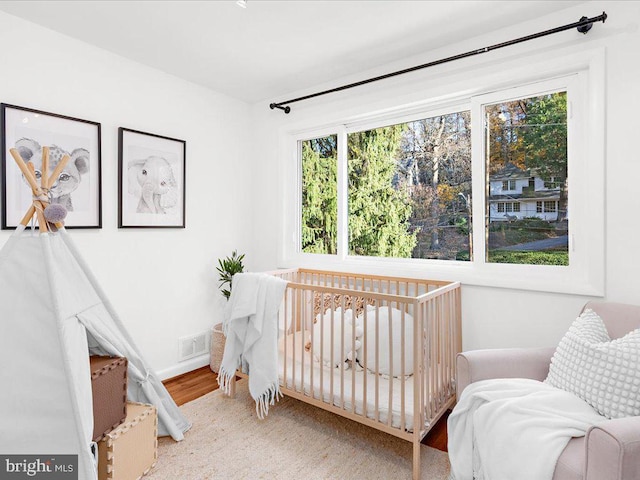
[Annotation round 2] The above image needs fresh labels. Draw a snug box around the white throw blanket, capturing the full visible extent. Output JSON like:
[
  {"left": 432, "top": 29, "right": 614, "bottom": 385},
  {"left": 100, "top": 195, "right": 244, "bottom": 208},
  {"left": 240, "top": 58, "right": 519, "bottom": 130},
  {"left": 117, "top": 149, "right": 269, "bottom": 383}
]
[
  {"left": 448, "top": 378, "right": 605, "bottom": 480},
  {"left": 218, "top": 272, "right": 288, "bottom": 418}
]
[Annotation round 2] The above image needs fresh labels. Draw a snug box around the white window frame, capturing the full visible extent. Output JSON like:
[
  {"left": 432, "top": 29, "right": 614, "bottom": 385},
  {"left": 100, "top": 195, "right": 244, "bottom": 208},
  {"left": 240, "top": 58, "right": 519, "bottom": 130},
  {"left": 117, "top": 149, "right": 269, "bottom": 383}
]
[{"left": 279, "top": 49, "right": 604, "bottom": 296}]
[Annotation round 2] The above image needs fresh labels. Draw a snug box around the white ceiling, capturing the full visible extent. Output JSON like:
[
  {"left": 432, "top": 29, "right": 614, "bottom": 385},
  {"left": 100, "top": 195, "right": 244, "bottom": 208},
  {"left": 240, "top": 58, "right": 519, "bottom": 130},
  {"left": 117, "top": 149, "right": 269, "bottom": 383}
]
[{"left": 0, "top": 1, "right": 586, "bottom": 104}]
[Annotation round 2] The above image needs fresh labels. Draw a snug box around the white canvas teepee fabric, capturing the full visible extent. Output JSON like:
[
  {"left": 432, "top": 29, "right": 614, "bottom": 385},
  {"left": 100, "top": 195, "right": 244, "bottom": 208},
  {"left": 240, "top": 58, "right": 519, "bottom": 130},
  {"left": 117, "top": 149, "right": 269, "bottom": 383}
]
[{"left": 0, "top": 226, "right": 191, "bottom": 480}]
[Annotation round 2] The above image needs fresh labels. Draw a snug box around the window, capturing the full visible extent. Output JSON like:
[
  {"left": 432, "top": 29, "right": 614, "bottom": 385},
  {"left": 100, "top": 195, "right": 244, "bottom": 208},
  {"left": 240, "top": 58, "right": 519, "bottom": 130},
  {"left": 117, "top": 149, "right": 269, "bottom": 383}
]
[
  {"left": 485, "top": 90, "right": 568, "bottom": 266},
  {"left": 502, "top": 180, "right": 516, "bottom": 191},
  {"left": 300, "top": 135, "right": 337, "bottom": 254},
  {"left": 347, "top": 112, "right": 471, "bottom": 261},
  {"left": 497, "top": 201, "right": 520, "bottom": 214},
  {"left": 536, "top": 200, "right": 558, "bottom": 213},
  {"left": 284, "top": 53, "right": 604, "bottom": 295}
]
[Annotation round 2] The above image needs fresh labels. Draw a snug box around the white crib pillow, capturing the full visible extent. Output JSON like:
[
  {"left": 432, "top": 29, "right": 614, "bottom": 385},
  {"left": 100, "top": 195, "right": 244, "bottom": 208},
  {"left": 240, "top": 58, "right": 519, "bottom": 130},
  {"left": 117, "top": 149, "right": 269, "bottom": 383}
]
[
  {"left": 312, "top": 307, "right": 363, "bottom": 368},
  {"left": 359, "top": 306, "right": 414, "bottom": 377},
  {"left": 545, "top": 308, "right": 640, "bottom": 419}
]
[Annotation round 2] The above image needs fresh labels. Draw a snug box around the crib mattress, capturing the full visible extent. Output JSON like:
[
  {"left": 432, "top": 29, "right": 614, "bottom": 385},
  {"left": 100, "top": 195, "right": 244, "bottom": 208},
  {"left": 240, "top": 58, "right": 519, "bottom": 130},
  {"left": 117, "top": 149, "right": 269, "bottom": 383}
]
[{"left": 278, "top": 333, "right": 418, "bottom": 431}]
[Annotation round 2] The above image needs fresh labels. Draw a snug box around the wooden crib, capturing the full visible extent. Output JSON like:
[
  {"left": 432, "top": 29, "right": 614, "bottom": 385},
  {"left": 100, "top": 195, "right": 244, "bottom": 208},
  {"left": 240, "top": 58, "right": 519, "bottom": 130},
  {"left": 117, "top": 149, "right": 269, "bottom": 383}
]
[{"left": 234, "top": 268, "right": 461, "bottom": 480}]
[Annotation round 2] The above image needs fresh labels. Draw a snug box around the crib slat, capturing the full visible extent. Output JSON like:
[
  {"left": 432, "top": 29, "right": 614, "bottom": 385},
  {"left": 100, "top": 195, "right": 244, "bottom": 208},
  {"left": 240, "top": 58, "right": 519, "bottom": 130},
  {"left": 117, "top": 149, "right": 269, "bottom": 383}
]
[
  {"left": 301, "top": 289, "right": 307, "bottom": 396},
  {"left": 400, "top": 307, "right": 405, "bottom": 432},
  {"left": 339, "top": 295, "right": 346, "bottom": 410},
  {"left": 439, "top": 296, "right": 445, "bottom": 409},
  {"left": 351, "top": 297, "right": 356, "bottom": 415},
  {"left": 387, "top": 303, "right": 393, "bottom": 428},
  {"left": 308, "top": 289, "right": 314, "bottom": 399},
  {"left": 362, "top": 305, "right": 368, "bottom": 420},
  {"left": 283, "top": 288, "right": 289, "bottom": 389},
  {"left": 293, "top": 287, "right": 298, "bottom": 391},
  {"left": 374, "top": 299, "right": 380, "bottom": 423},
  {"left": 431, "top": 298, "right": 438, "bottom": 417},
  {"left": 318, "top": 292, "right": 324, "bottom": 402}
]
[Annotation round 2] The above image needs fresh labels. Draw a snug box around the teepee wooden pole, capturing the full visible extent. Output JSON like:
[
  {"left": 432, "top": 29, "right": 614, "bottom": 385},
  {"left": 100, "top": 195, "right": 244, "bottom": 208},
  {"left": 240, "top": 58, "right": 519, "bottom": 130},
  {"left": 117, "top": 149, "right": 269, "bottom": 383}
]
[
  {"left": 35, "top": 207, "right": 48, "bottom": 233},
  {"left": 19, "top": 205, "right": 36, "bottom": 226},
  {"left": 41, "top": 146, "right": 49, "bottom": 191},
  {"left": 8, "top": 147, "right": 65, "bottom": 231},
  {"left": 47, "top": 154, "right": 70, "bottom": 189},
  {"left": 9, "top": 149, "right": 41, "bottom": 194},
  {"left": 27, "top": 162, "right": 38, "bottom": 190}
]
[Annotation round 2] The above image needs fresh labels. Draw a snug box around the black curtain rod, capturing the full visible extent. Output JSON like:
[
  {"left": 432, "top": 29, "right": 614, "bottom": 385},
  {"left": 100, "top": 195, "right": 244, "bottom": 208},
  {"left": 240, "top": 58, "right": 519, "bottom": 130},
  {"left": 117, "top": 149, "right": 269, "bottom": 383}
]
[{"left": 270, "top": 11, "right": 607, "bottom": 114}]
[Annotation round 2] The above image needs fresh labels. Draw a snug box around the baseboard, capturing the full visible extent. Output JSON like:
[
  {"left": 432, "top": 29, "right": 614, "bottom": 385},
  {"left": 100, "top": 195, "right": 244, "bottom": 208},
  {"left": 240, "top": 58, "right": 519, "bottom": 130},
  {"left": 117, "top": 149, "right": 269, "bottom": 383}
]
[{"left": 157, "top": 353, "right": 211, "bottom": 381}]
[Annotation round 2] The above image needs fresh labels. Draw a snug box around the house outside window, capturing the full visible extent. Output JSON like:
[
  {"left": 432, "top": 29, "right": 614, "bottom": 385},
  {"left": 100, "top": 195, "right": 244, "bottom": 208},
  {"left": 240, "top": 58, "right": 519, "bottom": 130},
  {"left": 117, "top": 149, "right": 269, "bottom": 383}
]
[{"left": 485, "top": 89, "right": 567, "bottom": 264}]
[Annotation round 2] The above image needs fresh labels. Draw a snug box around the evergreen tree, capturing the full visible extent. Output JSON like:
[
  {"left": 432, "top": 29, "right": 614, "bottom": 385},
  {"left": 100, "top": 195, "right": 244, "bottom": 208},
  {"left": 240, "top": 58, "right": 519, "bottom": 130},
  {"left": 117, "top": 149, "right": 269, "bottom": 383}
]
[
  {"left": 347, "top": 126, "right": 417, "bottom": 258},
  {"left": 301, "top": 136, "right": 338, "bottom": 254}
]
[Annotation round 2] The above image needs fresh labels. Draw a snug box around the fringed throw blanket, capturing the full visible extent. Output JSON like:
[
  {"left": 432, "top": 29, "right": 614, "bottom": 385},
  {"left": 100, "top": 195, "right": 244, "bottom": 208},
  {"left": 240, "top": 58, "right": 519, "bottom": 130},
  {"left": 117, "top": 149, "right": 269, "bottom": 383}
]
[
  {"left": 218, "top": 272, "right": 288, "bottom": 419},
  {"left": 448, "top": 378, "right": 605, "bottom": 480}
]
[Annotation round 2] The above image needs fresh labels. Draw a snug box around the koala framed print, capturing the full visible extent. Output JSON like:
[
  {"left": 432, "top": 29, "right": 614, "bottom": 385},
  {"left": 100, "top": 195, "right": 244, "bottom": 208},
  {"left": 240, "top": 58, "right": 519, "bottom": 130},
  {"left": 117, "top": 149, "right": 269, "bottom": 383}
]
[
  {"left": 118, "top": 128, "right": 186, "bottom": 228},
  {"left": 1, "top": 104, "right": 102, "bottom": 229}
]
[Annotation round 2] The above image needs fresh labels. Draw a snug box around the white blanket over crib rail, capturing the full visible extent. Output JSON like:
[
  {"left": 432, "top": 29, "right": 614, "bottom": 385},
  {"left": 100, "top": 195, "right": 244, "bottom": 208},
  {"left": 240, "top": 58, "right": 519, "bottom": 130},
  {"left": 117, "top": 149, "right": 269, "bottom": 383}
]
[{"left": 219, "top": 273, "right": 288, "bottom": 418}]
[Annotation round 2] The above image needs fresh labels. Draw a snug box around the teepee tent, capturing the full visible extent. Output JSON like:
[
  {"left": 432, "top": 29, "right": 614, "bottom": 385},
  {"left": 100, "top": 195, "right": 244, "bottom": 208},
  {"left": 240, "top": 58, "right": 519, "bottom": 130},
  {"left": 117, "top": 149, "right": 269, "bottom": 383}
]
[{"left": 0, "top": 148, "right": 190, "bottom": 479}]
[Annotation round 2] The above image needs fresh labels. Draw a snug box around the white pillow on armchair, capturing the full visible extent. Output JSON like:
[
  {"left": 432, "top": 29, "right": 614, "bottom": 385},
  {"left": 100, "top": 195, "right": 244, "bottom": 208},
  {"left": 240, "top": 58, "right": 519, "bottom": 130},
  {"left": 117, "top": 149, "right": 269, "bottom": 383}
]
[{"left": 545, "top": 308, "right": 640, "bottom": 419}]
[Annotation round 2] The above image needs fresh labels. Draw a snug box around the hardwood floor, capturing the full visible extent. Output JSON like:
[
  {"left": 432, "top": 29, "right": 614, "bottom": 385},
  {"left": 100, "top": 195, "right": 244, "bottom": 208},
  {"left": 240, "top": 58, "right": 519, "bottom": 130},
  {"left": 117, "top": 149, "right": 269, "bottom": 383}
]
[
  {"left": 163, "top": 366, "right": 218, "bottom": 406},
  {"left": 163, "top": 366, "right": 449, "bottom": 452}
]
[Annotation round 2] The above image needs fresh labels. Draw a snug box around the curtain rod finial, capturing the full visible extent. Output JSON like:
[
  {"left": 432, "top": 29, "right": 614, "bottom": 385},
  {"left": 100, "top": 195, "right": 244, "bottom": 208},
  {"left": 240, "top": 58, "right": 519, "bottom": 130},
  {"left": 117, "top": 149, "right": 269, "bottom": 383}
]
[{"left": 270, "top": 103, "right": 291, "bottom": 114}]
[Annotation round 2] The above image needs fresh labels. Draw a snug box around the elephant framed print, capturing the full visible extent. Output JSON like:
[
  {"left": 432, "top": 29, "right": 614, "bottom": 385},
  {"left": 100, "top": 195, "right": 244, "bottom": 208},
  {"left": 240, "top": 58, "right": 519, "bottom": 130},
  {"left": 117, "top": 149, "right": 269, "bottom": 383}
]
[
  {"left": 118, "top": 127, "right": 186, "bottom": 228},
  {"left": 1, "top": 103, "right": 102, "bottom": 229}
]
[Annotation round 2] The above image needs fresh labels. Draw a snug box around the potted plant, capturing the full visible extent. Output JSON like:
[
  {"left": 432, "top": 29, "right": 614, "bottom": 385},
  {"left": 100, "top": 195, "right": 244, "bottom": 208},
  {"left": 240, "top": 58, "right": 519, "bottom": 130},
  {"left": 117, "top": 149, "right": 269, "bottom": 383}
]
[
  {"left": 216, "top": 250, "right": 245, "bottom": 300},
  {"left": 210, "top": 250, "right": 245, "bottom": 373}
]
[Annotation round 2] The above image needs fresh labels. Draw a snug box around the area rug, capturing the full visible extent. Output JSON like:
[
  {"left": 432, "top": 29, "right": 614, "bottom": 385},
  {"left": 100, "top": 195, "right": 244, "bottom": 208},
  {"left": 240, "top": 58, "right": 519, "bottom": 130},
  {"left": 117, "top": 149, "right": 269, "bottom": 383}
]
[{"left": 147, "top": 381, "right": 451, "bottom": 479}]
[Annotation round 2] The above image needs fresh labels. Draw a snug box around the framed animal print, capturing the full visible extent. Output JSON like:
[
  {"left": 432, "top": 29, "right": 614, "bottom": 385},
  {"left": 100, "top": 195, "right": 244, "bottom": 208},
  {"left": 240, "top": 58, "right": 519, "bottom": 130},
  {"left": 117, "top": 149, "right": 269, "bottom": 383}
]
[
  {"left": 1, "top": 104, "right": 102, "bottom": 229},
  {"left": 118, "top": 128, "right": 186, "bottom": 228}
]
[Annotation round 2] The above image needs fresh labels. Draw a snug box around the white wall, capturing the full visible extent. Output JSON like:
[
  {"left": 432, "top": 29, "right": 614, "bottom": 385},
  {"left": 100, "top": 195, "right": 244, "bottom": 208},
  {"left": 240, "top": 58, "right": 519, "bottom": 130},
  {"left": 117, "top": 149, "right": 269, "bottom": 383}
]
[
  {"left": 250, "top": 2, "right": 640, "bottom": 351},
  {"left": 0, "top": 11, "right": 253, "bottom": 378}
]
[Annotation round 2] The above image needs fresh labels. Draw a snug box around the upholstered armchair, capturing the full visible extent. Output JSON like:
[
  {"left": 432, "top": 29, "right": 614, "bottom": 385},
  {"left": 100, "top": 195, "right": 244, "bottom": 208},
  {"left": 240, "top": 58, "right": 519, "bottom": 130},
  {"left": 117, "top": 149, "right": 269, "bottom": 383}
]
[{"left": 456, "top": 301, "right": 640, "bottom": 480}]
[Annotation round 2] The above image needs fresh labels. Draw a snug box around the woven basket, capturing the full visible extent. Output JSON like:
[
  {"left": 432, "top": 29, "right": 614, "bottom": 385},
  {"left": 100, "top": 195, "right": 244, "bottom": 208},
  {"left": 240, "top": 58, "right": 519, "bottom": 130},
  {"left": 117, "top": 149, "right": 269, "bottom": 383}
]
[{"left": 210, "top": 323, "right": 225, "bottom": 373}]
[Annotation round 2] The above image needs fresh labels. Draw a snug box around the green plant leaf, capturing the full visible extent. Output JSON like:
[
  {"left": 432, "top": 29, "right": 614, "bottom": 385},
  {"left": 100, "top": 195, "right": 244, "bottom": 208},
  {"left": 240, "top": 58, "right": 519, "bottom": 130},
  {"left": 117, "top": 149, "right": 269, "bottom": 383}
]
[{"left": 216, "top": 250, "right": 245, "bottom": 300}]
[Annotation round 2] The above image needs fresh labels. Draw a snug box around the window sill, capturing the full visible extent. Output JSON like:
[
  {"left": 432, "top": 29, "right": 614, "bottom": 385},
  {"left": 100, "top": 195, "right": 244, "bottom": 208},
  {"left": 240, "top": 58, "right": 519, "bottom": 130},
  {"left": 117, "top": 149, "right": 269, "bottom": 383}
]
[{"left": 278, "top": 252, "right": 604, "bottom": 297}]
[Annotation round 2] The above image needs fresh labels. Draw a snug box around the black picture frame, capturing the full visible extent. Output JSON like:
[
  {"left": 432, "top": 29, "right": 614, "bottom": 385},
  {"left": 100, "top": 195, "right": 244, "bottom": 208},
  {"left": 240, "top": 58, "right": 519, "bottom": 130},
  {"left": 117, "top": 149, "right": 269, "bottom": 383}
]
[
  {"left": 1, "top": 103, "right": 102, "bottom": 229},
  {"left": 118, "top": 127, "right": 186, "bottom": 228}
]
